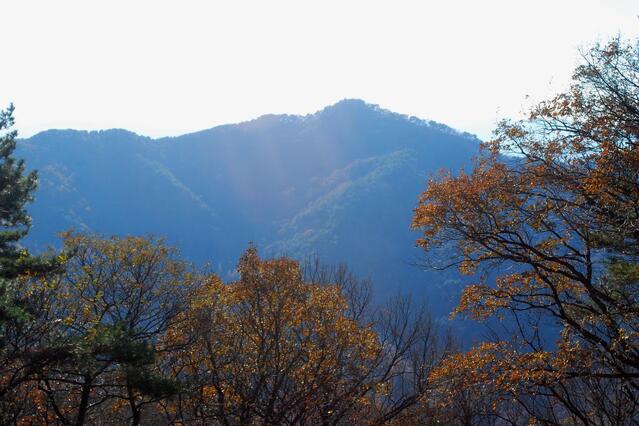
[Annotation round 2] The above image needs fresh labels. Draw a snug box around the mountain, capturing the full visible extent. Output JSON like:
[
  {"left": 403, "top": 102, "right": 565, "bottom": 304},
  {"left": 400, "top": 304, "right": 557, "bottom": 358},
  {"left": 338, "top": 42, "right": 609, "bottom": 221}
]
[{"left": 17, "top": 99, "right": 480, "bottom": 324}]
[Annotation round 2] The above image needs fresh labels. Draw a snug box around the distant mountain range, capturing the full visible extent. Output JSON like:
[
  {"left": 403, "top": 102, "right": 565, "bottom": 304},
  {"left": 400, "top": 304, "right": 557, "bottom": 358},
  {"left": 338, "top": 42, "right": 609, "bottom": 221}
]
[{"left": 17, "top": 99, "right": 480, "bottom": 327}]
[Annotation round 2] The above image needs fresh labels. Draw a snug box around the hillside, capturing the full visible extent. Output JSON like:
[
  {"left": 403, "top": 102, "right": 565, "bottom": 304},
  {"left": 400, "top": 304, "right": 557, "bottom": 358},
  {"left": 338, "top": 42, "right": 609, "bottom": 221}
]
[{"left": 18, "top": 99, "right": 480, "bottom": 321}]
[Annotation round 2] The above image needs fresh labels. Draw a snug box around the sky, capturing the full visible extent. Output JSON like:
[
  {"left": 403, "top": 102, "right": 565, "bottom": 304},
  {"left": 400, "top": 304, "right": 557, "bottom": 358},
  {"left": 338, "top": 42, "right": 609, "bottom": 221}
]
[{"left": 2, "top": 0, "right": 638, "bottom": 140}]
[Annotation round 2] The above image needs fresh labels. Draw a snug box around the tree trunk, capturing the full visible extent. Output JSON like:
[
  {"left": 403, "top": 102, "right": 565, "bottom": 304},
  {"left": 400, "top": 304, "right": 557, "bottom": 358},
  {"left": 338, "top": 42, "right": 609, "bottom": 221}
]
[{"left": 75, "top": 374, "right": 92, "bottom": 426}]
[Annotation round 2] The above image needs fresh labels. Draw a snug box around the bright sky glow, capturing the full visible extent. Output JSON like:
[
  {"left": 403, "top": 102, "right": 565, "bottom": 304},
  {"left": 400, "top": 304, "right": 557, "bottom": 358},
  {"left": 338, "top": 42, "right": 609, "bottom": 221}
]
[{"left": 3, "top": 0, "right": 638, "bottom": 139}]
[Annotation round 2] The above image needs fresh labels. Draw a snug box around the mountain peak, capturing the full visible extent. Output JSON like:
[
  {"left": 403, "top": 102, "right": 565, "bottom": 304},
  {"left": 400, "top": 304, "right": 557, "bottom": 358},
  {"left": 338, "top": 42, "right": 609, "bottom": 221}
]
[
  {"left": 317, "top": 99, "right": 480, "bottom": 142},
  {"left": 329, "top": 98, "right": 371, "bottom": 108},
  {"left": 318, "top": 99, "right": 379, "bottom": 115}
]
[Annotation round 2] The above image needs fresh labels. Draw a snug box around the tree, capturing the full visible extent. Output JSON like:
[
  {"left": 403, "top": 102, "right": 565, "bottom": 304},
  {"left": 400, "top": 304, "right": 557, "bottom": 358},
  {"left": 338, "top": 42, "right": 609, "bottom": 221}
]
[
  {"left": 0, "top": 104, "right": 63, "bottom": 421},
  {"left": 412, "top": 38, "right": 639, "bottom": 424},
  {"left": 7, "top": 233, "right": 196, "bottom": 425},
  {"left": 161, "top": 247, "right": 445, "bottom": 425},
  {"left": 0, "top": 103, "right": 58, "bottom": 322}
]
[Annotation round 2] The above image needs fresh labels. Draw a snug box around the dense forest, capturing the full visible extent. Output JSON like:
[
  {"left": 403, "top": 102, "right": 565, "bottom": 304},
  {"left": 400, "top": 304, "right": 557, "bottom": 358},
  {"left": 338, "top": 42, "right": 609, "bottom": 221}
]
[{"left": 0, "top": 38, "right": 638, "bottom": 425}]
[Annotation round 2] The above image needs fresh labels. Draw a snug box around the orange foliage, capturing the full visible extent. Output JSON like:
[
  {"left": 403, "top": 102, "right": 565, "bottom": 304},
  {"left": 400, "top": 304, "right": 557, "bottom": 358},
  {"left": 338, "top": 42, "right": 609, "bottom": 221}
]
[
  {"left": 162, "top": 247, "right": 388, "bottom": 424},
  {"left": 413, "top": 38, "right": 639, "bottom": 423}
]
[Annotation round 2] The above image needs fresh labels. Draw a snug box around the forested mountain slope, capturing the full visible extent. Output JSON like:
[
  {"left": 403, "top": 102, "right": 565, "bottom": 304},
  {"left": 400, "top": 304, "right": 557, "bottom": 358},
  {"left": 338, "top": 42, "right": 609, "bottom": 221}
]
[{"left": 18, "top": 99, "right": 480, "bottom": 320}]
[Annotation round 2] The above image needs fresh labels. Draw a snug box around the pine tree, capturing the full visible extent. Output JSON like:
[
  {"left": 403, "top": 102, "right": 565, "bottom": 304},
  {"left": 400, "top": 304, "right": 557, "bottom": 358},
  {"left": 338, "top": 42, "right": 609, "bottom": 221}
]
[
  {"left": 0, "top": 104, "right": 62, "bottom": 421},
  {"left": 0, "top": 104, "right": 57, "bottom": 322}
]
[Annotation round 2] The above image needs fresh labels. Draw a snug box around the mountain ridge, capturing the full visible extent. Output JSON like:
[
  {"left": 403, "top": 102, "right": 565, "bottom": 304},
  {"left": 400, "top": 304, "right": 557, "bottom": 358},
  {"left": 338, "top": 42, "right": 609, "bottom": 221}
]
[
  {"left": 18, "top": 99, "right": 480, "bottom": 327},
  {"left": 23, "top": 99, "right": 479, "bottom": 144}
]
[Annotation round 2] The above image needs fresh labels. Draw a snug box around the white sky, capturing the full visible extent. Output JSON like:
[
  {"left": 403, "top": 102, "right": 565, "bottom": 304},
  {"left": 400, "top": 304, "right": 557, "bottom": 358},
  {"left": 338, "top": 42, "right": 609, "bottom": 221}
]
[{"left": 2, "top": 0, "right": 638, "bottom": 140}]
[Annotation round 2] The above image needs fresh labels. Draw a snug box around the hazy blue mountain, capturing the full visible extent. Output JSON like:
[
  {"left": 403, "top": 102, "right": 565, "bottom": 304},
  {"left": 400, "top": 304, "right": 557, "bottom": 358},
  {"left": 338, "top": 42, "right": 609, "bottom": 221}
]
[{"left": 17, "top": 99, "right": 480, "bottom": 325}]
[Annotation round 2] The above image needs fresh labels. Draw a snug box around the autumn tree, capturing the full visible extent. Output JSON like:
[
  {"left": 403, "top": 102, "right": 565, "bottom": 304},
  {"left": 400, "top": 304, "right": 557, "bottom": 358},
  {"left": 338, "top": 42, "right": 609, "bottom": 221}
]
[
  {"left": 412, "top": 38, "right": 639, "bottom": 424},
  {"left": 161, "top": 247, "right": 446, "bottom": 425},
  {"left": 7, "top": 233, "right": 197, "bottom": 425},
  {"left": 2, "top": 235, "right": 449, "bottom": 425}
]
